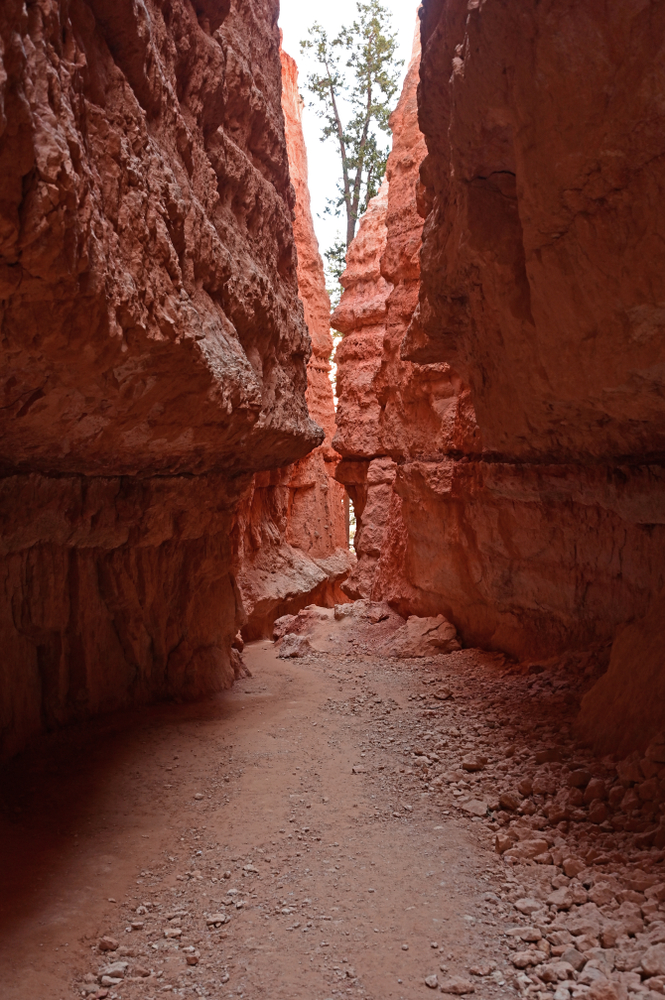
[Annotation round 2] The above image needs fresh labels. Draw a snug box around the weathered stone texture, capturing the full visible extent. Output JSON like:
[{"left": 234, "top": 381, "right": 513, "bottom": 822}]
[
  {"left": 412, "top": 0, "right": 665, "bottom": 683},
  {"left": 578, "top": 590, "right": 665, "bottom": 757},
  {"left": 335, "top": 1, "right": 665, "bottom": 747},
  {"left": 0, "top": 473, "right": 245, "bottom": 753},
  {"left": 0, "top": 0, "right": 320, "bottom": 757},
  {"left": 333, "top": 30, "right": 478, "bottom": 610},
  {"left": 414, "top": 0, "right": 665, "bottom": 463},
  {"left": 233, "top": 46, "right": 351, "bottom": 640},
  {"left": 0, "top": 0, "right": 319, "bottom": 476}
]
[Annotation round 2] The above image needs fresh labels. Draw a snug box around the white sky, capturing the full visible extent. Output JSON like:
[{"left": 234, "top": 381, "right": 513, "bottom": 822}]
[{"left": 279, "top": 0, "right": 420, "bottom": 262}]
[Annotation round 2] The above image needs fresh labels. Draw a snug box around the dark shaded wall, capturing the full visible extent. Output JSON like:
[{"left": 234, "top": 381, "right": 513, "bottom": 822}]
[{"left": 0, "top": 0, "right": 320, "bottom": 758}]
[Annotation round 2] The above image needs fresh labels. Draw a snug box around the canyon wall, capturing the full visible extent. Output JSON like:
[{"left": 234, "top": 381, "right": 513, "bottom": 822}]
[
  {"left": 0, "top": 0, "right": 322, "bottom": 758},
  {"left": 335, "top": 2, "right": 665, "bottom": 748},
  {"left": 334, "top": 27, "right": 479, "bottom": 611},
  {"left": 332, "top": 177, "right": 393, "bottom": 601},
  {"left": 233, "top": 47, "right": 351, "bottom": 640}
]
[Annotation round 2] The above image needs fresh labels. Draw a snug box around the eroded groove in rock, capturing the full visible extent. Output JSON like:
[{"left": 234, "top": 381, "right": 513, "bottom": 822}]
[
  {"left": 0, "top": 0, "right": 322, "bottom": 758},
  {"left": 232, "top": 45, "right": 353, "bottom": 641}
]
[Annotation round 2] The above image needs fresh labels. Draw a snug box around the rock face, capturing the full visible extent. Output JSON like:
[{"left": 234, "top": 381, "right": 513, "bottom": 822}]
[
  {"left": 233, "top": 46, "right": 351, "bottom": 640},
  {"left": 414, "top": 0, "right": 665, "bottom": 735},
  {"left": 0, "top": 0, "right": 321, "bottom": 757},
  {"left": 333, "top": 27, "right": 479, "bottom": 611},
  {"left": 577, "top": 591, "right": 665, "bottom": 757},
  {"left": 415, "top": 0, "right": 665, "bottom": 464},
  {"left": 377, "top": 614, "right": 460, "bottom": 659},
  {"left": 333, "top": 178, "right": 394, "bottom": 600},
  {"left": 335, "top": 3, "right": 665, "bottom": 747}
]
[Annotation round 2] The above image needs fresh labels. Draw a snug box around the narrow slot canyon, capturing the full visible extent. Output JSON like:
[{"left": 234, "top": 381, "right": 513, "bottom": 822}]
[{"left": 0, "top": 2, "right": 664, "bottom": 1000}]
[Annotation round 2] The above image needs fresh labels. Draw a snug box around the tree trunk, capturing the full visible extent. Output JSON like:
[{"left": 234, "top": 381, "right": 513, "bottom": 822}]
[{"left": 346, "top": 214, "right": 356, "bottom": 247}]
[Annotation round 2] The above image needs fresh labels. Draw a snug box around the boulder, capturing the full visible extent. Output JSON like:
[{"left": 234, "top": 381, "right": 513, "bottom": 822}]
[
  {"left": 504, "top": 840, "right": 550, "bottom": 862},
  {"left": 277, "top": 634, "right": 314, "bottom": 659},
  {"left": 377, "top": 615, "right": 460, "bottom": 658},
  {"left": 642, "top": 944, "right": 665, "bottom": 977},
  {"left": 586, "top": 981, "right": 628, "bottom": 1000},
  {"left": 439, "top": 977, "right": 475, "bottom": 995},
  {"left": 512, "top": 951, "right": 547, "bottom": 969}
]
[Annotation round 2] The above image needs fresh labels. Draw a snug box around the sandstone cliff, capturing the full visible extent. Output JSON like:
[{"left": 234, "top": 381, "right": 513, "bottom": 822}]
[
  {"left": 333, "top": 178, "right": 394, "bottom": 600},
  {"left": 333, "top": 28, "right": 479, "bottom": 610},
  {"left": 0, "top": 0, "right": 320, "bottom": 757},
  {"left": 414, "top": 0, "right": 665, "bottom": 733},
  {"left": 233, "top": 46, "right": 351, "bottom": 639},
  {"left": 335, "top": 2, "right": 665, "bottom": 750}
]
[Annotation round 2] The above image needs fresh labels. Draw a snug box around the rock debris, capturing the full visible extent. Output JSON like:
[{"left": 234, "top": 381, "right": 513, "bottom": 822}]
[{"left": 8, "top": 602, "right": 654, "bottom": 1000}]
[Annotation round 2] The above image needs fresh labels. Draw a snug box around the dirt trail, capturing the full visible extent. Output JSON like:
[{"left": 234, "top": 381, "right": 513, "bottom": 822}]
[{"left": 1, "top": 610, "right": 664, "bottom": 1000}]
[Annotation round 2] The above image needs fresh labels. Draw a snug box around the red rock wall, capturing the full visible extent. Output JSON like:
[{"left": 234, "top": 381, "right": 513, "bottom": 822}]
[
  {"left": 335, "top": 2, "right": 665, "bottom": 746},
  {"left": 0, "top": 0, "right": 321, "bottom": 757},
  {"left": 233, "top": 46, "right": 351, "bottom": 640},
  {"left": 412, "top": 0, "right": 665, "bottom": 664},
  {"left": 333, "top": 178, "right": 393, "bottom": 599},
  {"left": 334, "top": 29, "right": 478, "bottom": 610}
]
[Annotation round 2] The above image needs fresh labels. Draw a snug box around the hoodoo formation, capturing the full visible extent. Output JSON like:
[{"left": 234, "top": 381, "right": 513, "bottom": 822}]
[
  {"left": 333, "top": 25, "right": 479, "bottom": 609},
  {"left": 334, "top": 0, "right": 665, "bottom": 754}
]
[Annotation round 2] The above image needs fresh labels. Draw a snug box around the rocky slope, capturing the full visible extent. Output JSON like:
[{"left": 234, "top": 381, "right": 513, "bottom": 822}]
[
  {"left": 233, "top": 46, "right": 351, "bottom": 640},
  {"left": 0, "top": 0, "right": 322, "bottom": 758},
  {"left": 334, "top": 1, "right": 665, "bottom": 750}
]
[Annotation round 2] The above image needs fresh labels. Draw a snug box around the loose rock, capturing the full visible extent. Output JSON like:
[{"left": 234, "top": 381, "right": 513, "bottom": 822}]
[{"left": 439, "top": 976, "right": 475, "bottom": 995}]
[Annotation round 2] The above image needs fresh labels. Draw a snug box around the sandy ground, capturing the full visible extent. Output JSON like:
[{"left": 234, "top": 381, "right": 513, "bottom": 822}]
[{"left": 0, "top": 611, "right": 663, "bottom": 1000}]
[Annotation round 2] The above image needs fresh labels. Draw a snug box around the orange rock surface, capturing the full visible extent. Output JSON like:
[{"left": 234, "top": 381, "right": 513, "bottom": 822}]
[
  {"left": 233, "top": 45, "right": 351, "bottom": 639},
  {"left": 335, "top": 1, "right": 665, "bottom": 748},
  {"left": 333, "top": 29, "right": 478, "bottom": 608},
  {"left": 413, "top": 0, "right": 665, "bottom": 723},
  {"left": 415, "top": 0, "right": 665, "bottom": 463},
  {"left": 0, "top": 0, "right": 321, "bottom": 757}
]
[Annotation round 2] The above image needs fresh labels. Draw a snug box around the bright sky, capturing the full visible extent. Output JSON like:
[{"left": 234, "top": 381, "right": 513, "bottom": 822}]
[{"left": 279, "top": 0, "right": 420, "bottom": 264}]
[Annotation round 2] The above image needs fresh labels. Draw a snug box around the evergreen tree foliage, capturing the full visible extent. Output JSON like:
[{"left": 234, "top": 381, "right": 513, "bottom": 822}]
[{"left": 301, "top": 2, "right": 402, "bottom": 252}]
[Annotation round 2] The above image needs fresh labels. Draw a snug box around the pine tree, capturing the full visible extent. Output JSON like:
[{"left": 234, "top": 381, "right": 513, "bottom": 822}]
[{"left": 301, "top": 1, "right": 402, "bottom": 260}]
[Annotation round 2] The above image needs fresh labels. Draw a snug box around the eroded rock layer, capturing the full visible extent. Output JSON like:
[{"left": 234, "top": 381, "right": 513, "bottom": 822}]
[
  {"left": 334, "top": 27, "right": 478, "bottom": 612},
  {"left": 232, "top": 46, "right": 351, "bottom": 640},
  {"left": 414, "top": 0, "right": 665, "bottom": 733},
  {"left": 0, "top": 0, "right": 321, "bottom": 757},
  {"left": 335, "top": 2, "right": 665, "bottom": 748}
]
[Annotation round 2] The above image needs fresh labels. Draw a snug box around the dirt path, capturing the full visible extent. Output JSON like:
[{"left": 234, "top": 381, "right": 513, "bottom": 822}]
[{"left": 1, "top": 611, "right": 664, "bottom": 1000}]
